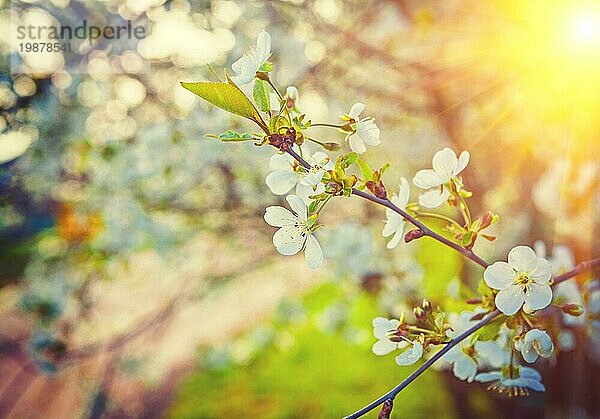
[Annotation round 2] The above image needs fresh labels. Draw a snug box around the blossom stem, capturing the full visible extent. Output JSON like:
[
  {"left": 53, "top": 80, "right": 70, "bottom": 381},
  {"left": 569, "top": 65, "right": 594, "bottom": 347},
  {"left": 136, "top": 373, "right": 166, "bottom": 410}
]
[
  {"left": 414, "top": 211, "right": 464, "bottom": 231},
  {"left": 315, "top": 194, "right": 333, "bottom": 216},
  {"left": 407, "top": 326, "right": 437, "bottom": 335},
  {"left": 310, "top": 123, "right": 344, "bottom": 129},
  {"left": 343, "top": 259, "right": 599, "bottom": 419},
  {"left": 265, "top": 78, "right": 293, "bottom": 124},
  {"left": 286, "top": 148, "right": 489, "bottom": 268}
]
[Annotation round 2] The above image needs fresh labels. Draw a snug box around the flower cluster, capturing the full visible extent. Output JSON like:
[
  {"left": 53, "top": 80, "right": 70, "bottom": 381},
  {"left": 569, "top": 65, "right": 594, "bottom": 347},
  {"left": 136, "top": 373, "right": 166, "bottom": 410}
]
[{"left": 182, "top": 29, "right": 595, "bottom": 404}]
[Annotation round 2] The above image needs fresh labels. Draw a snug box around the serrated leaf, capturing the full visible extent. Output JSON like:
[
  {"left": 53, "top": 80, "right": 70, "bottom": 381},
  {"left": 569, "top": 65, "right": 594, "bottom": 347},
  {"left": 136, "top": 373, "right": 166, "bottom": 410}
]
[
  {"left": 356, "top": 157, "right": 374, "bottom": 181},
  {"left": 253, "top": 79, "right": 271, "bottom": 112},
  {"left": 181, "top": 74, "right": 268, "bottom": 132},
  {"left": 211, "top": 130, "right": 254, "bottom": 142}
]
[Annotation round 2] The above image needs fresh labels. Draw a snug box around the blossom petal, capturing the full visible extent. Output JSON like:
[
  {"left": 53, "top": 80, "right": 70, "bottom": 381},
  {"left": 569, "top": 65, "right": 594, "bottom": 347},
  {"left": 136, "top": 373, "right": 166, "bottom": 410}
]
[
  {"left": 529, "top": 258, "right": 552, "bottom": 284},
  {"left": 269, "top": 152, "right": 294, "bottom": 170},
  {"left": 273, "top": 225, "right": 305, "bottom": 255},
  {"left": 286, "top": 86, "right": 299, "bottom": 102},
  {"left": 266, "top": 171, "right": 297, "bottom": 195},
  {"left": 508, "top": 246, "right": 537, "bottom": 272},
  {"left": 286, "top": 194, "right": 307, "bottom": 221},
  {"left": 495, "top": 285, "right": 526, "bottom": 315},
  {"left": 381, "top": 214, "right": 401, "bottom": 238},
  {"left": 413, "top": 169, "right": 444, "bottom": 189},
  {"left": 264, "top": 206, "right": 295, "bottom": 227},
  {"left": 348, "top": 102, "right": 366, "bottom": 119},
  {"left": 522, "top": 378, "right": 545, "bottom": 392},
  {"left": 255, "top": 30, "right": 271, "bottom": 65},
  {"left": 418, "top": 188, "right": 450, "bottom": 208},
  {"left": 483, "top": 261, "right": 514, "bottom": 290},
  {"left": 455, "top": 150, "right": 470, "bottom": 176},
  {"left": 397, "top": 177, "right": 410, "bottom": 208},
  {"left": 520, "top": 366, "right": 542, "bottom": 381},
  {"left": 386, "top": 231, "right": 403, "bottom": 249},
  {"left": 372, "top": 339, "right": 398, "bottom": 356},
  {"left": 304, "top": 234, "right": 323, "bottom": 270},
  {"left": 295, "top": 183, "right": 314, "bottom": 205},
  {"left": 395, "top": 341, "right": 423, "bottom": 366},
  {"left": 372, "top": 318, "right": 400, "bottom": 338},
  {"left": 230, "top": 55, "right": 257, "bottom": 85},
  {"left": 348, "top": 134, "right": 366, "bottom": 154},
  {"left": 432, "top": 147, "right": 458, "bottom": 182},
  {"left": 453, "top": 355, "right": 478, "bottom": 382},
  {"left": 475, "top": 371, "right": 503, "bottom": 383},
  {"left": 356, "top": 120, "right": 381, "bottom": 146},
  {"left": 521, "top": 344, "right": 539, "bottom": 363},
  {"left": 524, "top": 283, "right": 552, "bottom": 312}
]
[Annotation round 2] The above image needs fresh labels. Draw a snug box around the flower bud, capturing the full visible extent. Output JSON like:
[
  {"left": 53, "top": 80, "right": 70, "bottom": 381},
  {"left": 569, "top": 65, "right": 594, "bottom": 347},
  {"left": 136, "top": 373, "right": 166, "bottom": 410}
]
[
  {"left": 421, "top": 299, "right": 432, "bottom": 313},
  {"left": 481, "top": 211, "right": 494, "bottom": 228},
  {"left": 414, "top": 307, "right": 427, "bottom": 321},
  {"left": 561, "top": 304, "right": 584, "bottom": 317},
  {"left": 366, "top": 181, "right": 387, "bottom": 199},
  {"left": 466, "top": 297, "right": 482, "bottom": 305},
  {"left": 378, "top": 399, "right": 393, "bottom": 419},
  {"left": 404, "top": 229, "right": 424, "bottom": 243},
  {"left": 322, "top": 142, "right": 341, "bottom": 151}
]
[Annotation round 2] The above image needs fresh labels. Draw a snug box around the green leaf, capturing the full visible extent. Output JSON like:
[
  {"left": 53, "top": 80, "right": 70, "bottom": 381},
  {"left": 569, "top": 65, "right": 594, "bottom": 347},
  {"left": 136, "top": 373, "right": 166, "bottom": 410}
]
[
  {"left": 343, "top": 152, "right": 358, "bottom": 166},
  {"left": 471, "top": 315, "right": 505, "bottom": 342},
  {"left": 258, "top": 61, "right": 273, "bottom": 72},
  {"left": 209, "top": 130, "right": 255, "bottom": 142},
  {"left": 356, "top": 158, "right": 374, "bottom": 181},
  {"left": 253, "top": 79, "right": 271, "bottom": 112},
  {"left": 181, "top": 74, "right": 267, "bottom": 132}
]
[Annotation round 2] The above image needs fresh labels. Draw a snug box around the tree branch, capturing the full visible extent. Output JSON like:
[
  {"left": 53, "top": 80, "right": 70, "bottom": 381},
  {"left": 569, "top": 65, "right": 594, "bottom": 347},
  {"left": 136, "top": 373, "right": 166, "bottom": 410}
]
[
  {"left": 286, "top": 148, "right": 488, "bottom": 268},
  {"left": 343, "top": 257, "right": 600, "bottom": 419}
]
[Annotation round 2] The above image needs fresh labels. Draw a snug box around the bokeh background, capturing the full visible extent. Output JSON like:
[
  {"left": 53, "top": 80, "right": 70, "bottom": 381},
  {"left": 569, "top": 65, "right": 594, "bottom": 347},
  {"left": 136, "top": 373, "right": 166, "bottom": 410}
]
[{"left": 0, "top": 0, "right": 599, "bottom": 417}]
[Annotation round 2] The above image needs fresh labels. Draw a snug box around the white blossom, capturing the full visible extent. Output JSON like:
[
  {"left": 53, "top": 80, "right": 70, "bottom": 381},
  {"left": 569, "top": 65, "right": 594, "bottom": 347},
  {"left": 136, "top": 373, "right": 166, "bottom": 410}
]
[
  {"left": 231, "top": 30, "right": 271, "bottom": 85},
  {"left": 475, "top": 366, "right": 545, "bottom": 394},
  {"left": 475, "top": 325, "right": 511, "bottom": 368},
  {"left": 443, "top": 310, "right": 481, "bottom": 382},
  {"left": 269, "top": 86, "right": 300, "bottom": 114},
  {"left": 265, "top": 149, "right": 333, "bottom": 205},
  {"left": 381, "top": 177, "right": 410, "bottom": 249},
  {"left": 371, "top": 317, "right": 402, "bottom": 356},
  {"left": 371, "top": 317, "right": 423, "bottom": 366},
  {"left": 515, "top": 329, "right": 554, "bottom": 363},
  {"left": 264, "top": 194, "right": 323, "bottom": 269},
  {"left": 341, "top": 102, "right": 381, "bottom": 154},
  {"left": 484, "top": 245, "right": 552, "bottom": 315},
  {"left": 412, "top": 147, "right": 470, "bottom": 208}
]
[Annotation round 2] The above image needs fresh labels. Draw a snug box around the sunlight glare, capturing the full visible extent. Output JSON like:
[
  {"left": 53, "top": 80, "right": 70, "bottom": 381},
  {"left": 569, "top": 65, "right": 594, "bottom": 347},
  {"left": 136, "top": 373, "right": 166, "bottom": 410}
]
[{"left": 568, "top": 12, "right": 600, "bottom": 47}]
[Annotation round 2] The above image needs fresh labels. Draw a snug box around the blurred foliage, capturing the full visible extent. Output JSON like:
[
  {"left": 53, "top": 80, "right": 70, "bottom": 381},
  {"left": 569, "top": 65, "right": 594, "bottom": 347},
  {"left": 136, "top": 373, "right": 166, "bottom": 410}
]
[{"left": 170, "top": 282, "right": 495, "bottom": 418}]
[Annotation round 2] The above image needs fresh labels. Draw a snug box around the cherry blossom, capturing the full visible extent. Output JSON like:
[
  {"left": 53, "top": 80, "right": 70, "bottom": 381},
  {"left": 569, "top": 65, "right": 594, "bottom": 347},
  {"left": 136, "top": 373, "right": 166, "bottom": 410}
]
[
  {"left": 412, "top": 147, "right": 469, "bottom": 208},
  {"left": 484, "top": 246, "right": 552, "bottom": 315}
]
